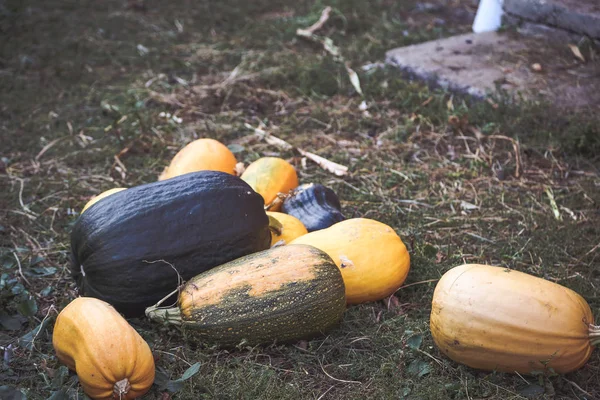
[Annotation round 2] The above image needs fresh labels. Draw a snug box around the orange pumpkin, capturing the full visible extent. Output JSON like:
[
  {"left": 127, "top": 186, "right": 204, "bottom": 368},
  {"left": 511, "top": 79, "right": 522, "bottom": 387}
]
[
  {"left": 53, "top": 298, "right": 155, "bottom": 399},
  {"left": 159, "top": 138, "right": 237, "bottom": 180},
  {"left": 430, "top": 264, "right": 600, "bottom": 374},
  {"left": 266, "top": 211, "right": 308, "bottom": 246},
  {"left": 240, "top": 157, "right": 298, "bottom": 211},
  {"left": 81, "top": 188, "right": 126, "bottom": 213},
  {"left": 290, "top": 218, "right": 410, "bottom": 304}
]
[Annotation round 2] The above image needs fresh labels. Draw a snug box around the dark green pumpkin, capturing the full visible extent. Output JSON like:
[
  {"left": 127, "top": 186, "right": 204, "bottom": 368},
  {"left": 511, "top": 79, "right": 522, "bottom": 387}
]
[
  {"left": 145, "top": 244, "right": 346, "bottom": 346},
  {"left": 70, "top": 171, "right": 271, "bottom": 317}
]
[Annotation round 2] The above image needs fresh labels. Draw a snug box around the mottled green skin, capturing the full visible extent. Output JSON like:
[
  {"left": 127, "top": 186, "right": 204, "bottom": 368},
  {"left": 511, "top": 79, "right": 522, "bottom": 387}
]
[{"left": 148, "top": 245, "right": 346, "bottom": 347}]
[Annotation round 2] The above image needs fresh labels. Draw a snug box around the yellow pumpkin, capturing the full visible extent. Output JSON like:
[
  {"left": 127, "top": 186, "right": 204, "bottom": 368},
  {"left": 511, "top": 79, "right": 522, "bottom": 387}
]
[
  {"left": 159, "top": 138, "right": 237, "bottom": 180},
  {"left": 266, "top": 211, "right": 308, "bottom": 246},
  {"left": 430, "top": 264, "right": 600, "bottom": 374},
  {"left": 240, "top": 157, "right": 298, "bottom": 211},
  {"left": 81, "top": 188, "right": 126, "bottom": 213},
  {"left": 290, "top": 218, "right": 410, "bottom": 304},
  {"left": 53, "top": 297, "right": 155, "bottom": 399}
]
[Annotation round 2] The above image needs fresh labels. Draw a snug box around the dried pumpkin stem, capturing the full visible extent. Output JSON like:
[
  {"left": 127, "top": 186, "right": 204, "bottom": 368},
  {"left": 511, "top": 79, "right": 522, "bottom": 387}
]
[
  {"left": 145, "top": 306, "right": 182, "bottom": 325},
  {"left": 590, "top": 324, "right": 600, "bottom": 346},
  {"left": 267, "top": 215, "right": 283, "bottom": 236},
  {"left": 113, "top": 378, "right": 131, "bottom": 399},
  {"left": 145, "top": 287, "right": 183, "bottom": 324}
]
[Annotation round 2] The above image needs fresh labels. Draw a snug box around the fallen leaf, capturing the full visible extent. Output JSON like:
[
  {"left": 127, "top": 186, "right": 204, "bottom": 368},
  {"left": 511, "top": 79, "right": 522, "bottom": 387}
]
[
  {"left": 531, "top": 63, "right": 543, "bottom": 72},
  {"left": 568, "top": 44, "right": 585, "bottom": 62},
  {"left": 346, "top": 65, "right": 363, "bottom": 96}
]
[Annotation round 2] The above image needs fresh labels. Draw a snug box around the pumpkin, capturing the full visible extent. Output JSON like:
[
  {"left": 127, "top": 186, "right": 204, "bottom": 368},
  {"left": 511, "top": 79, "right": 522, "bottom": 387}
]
[
  {"left": 159, "top": 138, "right": 237, "bottom": 180},
  {"left": 430, "top": 264, "right": 600, "bottom": 374},
  {"left": 290, "top": 218, "right": 410, "bottom": 304},
  {"left": 266, "top": 211, "right": 308, "bottom": 246},
  {"left": 240, "top": 157, "right": 298, "bottom": 211},
  {"left": 81, "top": 188, "right": 126, "bottom": 213},
  {"left": 145, "top": 244, "right": 346, "bottom": 346},
  {"left": 53, "top": 297, "right": 155, "bottom": 400},
  {"left": 281, "top": 183, "right": 345, "bottom": 232},
  {"left": 71, "top": 171, "right": 271, "bottom": 317}
]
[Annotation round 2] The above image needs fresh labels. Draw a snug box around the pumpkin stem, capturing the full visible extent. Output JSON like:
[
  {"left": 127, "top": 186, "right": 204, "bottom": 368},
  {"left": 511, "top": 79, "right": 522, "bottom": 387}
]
[
  {"left": 145, "top": 287, "right": 183, "bottom": 324},
  {"left": 113, "top": 378, "right": 131, "bottom": 399},
  {"left": 145, "top": 305, "right": 183, "bottom": 325},
  {"left": 590, "top": 324, "right": 600, "bottom": 346},
  {"left": 268, "top": 215, "right": 283, "bottom": 236}
]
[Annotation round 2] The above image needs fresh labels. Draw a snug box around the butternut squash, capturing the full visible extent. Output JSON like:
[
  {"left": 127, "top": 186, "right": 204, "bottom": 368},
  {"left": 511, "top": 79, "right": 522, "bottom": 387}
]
[
  {"left": 430, "top": 264, "right": 600, "bottom": 374},
  {"left": 53, "top": 297, "right": 155, "bottom": 399},
  {"left": 290, "top": 218, "right": 410, "bottom": 304}
]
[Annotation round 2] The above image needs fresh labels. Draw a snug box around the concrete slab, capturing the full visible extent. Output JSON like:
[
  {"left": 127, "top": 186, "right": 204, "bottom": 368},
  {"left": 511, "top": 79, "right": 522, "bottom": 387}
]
[
  {"left": 503, "top": 0, "right": 600, "bottom": 39},
  {"left": 385, "top": 30, "right": 600, "bottom": 109}
]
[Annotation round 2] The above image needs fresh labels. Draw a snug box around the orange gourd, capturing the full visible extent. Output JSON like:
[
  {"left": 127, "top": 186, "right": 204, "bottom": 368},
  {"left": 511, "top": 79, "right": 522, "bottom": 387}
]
[
  {"left": 430, "top": 264, "right": 600, "bottom": 374},
  {"left": 159, "top": 138, "right": 237, "bottom": 180},
  {"left": 266, "top": 211, "right": 308, "bottom": 246},
  {"left": 240, "top": 157, "right": 298, "bottom": 211},
  {"left": 81, "top": 188, "right": 126, "bottom": 213},
  {"left": 53, "top": 297, "right": 155, "bottom": 399},
  {"left": 290, "top": 218, "right": 410, "bottom": 304}
]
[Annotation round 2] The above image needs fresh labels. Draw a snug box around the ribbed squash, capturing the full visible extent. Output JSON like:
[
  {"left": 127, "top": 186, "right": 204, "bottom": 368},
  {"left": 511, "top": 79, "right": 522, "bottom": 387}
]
[
  {"left": 290, "top": 218, "right": 410, "bottom": 304},
  {"left": 240, "top": 157, "right": 298, "bottom": 211},
  {"left": 159, "top": 138, "right": 237, "bottom": 180},
  {"left": 71, "top": 171, "right": 271, "bottom": 317},
  {"left": 145, "top": 244, "right": 346, "bottom": 346},
  {"left": 430, "top": 264, "right": 600, "bottom": 374},
  {"left": 53, "top": 297, "right": 155, "bottom": 400},
  {"left": 266, "top": 211, "right": 308, "bottom": 246},
  {"left": 81, "top": 188, "right": 126, "bottom": 213}
]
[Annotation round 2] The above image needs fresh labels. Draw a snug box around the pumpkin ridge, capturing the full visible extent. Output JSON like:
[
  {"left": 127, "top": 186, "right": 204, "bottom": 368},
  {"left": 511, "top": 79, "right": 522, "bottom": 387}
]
[{"left": 591, "top": 325, "right": 600, "bottom": 346}]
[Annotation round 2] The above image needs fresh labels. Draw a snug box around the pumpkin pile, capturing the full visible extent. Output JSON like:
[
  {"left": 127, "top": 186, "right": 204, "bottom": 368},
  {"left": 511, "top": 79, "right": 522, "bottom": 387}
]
[{"left": 53, "top": 137, "right": 598, "bottom": 398}]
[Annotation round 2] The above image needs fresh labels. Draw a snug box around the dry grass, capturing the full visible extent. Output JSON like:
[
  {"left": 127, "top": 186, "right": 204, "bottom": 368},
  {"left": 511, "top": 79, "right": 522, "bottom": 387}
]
[{"left": 1, "top": 0, "right": 599, "bottom": 399}]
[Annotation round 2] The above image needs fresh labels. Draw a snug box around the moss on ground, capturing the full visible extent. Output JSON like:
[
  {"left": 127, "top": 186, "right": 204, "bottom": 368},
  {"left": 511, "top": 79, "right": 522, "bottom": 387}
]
[{"left": 1, "top": 0, "right": 599, "bottom": 399}]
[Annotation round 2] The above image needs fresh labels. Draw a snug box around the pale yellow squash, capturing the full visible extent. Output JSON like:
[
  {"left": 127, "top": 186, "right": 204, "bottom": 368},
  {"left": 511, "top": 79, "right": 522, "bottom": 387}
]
[
  {"left": 290, "top": 218, "right": 410, "bottom": 304},
  {"left": 430, "top": 264, "right": 600, "bottom": 374},
  {"left": 53, "top": 297, "right": 155, "bottom": 399},
  {"left": 266, "top": 211, "right": 308, "bottom": 246},
  {"left": 81, "top": 188, "right": 126, "bottom": 213}
]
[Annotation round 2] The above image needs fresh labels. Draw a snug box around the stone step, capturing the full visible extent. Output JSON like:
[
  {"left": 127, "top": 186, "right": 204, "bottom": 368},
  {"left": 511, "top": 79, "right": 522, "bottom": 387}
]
[
  {"left": 503, "top": 0, "right": 600, "bottom": 39},
  {"left": 385, "top": 30, "right": 600, "bottom": 110}
]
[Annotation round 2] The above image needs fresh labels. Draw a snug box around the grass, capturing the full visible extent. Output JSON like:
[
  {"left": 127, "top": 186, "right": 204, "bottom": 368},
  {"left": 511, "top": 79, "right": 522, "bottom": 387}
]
[{"left": 1, "top": 0, "right": 600, "bottom": 399}]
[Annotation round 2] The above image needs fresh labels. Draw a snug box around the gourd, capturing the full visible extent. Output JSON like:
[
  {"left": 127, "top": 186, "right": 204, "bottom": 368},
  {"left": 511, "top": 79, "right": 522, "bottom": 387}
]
[
  {"left": 281, "top": 183, "right": 345, "bottom": 232},
  {"left": 266, "top": 211, "right": 308, "bottom": 246},
  {"left": 290, "top": 218, "right": 410, "bottom": 304},
  {"left": 240, "top": 157, "right": 298, "bottom": 211},
  {"left": 81, "top": 188, "right": 126, "bottom": 213},
  {"left": 159, "top": 138, "right": 237, "bottom": 180},
  {"left": 53, "top": 297, "right": 155, "bottom": 400},
  {"left": 145, "top": 244, "right": 346, "bottom": 346},
  {"left": 71, "top": 171, "right": 271, "bottom": 317},
  {"left": 430, "top": 264, "right": 600, "bottom": 374}
]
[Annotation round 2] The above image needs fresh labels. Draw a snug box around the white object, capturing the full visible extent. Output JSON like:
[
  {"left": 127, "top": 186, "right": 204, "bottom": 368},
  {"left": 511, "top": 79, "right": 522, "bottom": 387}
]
[{"left": 472, "top": 0, "right": 504, "bottom": 33}]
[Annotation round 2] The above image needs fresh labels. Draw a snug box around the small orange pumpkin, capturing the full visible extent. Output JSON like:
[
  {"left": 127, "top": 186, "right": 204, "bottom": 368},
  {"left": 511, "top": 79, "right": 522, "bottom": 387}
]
[
  {"left": 159, "top": 138, "right": 237, "bottom": 180},
  {"left": 53, "top": 297, "right": 155, "bottom": 399},
  {"left": 81, "top": 188, "right": 126, "bottom": 213},
  {"left": 240, "top": 157, "right": 298, "bottom": 211},
  {"left": 266, "top": 211, "right": 308, "bottom": 246},
  {"left": 290, "top": 218, "right": 410, "bottom": 304}
]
